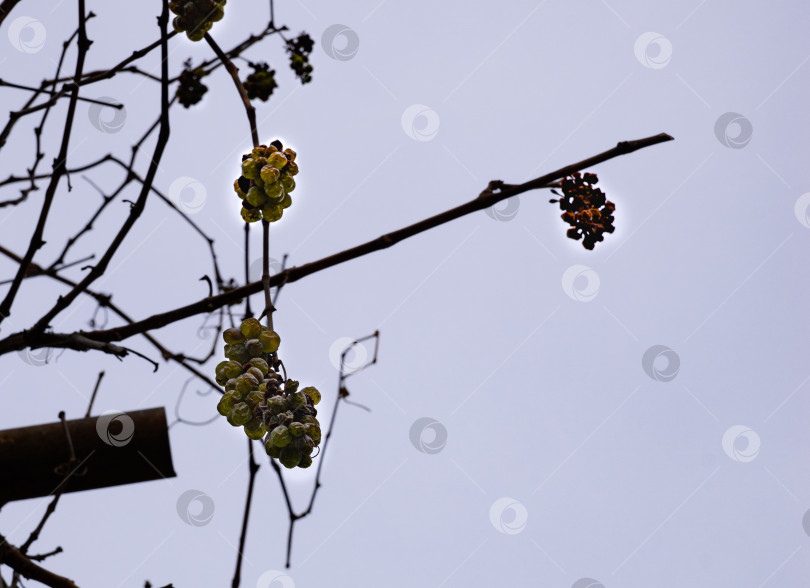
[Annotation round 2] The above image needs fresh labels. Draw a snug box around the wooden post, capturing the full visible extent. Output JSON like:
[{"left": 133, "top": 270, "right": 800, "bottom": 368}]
[{"left": 0, "top": 408, "right": 176, "bottom": 505}]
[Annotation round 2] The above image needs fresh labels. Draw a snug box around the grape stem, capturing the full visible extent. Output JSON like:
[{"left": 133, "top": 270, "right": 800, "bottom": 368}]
[
  {"left": 204, "top": 32, "right": 259, "bottom": 148},
  {"left": 261, "top": 219, "right": 276, "bottom": 332}
]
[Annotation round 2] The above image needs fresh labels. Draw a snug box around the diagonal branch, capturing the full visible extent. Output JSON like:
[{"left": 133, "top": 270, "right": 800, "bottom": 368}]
[
  {"left": 0, "top": 534, "right": 78, "bottom": 588},
  {"left": 0, "top": 132, "right": 671, "bottom": 355}
]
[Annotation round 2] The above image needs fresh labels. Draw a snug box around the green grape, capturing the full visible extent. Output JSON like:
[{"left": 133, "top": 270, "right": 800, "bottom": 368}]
[
  {"left": 288, "top": 422, "right": 305, "bottom": 437},
  {"left": 267, "top": 396, "right": 286, "bottom": 414},
  {"left": 223, "top": 327, "right": 245, "bottom": 344},
  {"left": 172, "top": 15, "right": 183, "bottom": 32},
  {"left": 223, "top": 361, "right": 242, "bottom": 379},
  {"left": 245, "top": 390, "right": 264, "bottom": 406},
  {"left": 254, "top": 156, "right": 268, "bottom": 169},
  {"left": 229, "top": 402, "right": 252, "bottom": 426},
  {"left": 268, "top": 152, "right": 288, "bottom": 169},
  {"left": 242, "top": 159, "right": 260, "bottom": 180},
  {"left": 288, "top": 392, "right": 306, "bottom": 410},
  {"left": 260, "top": 165, "right": 280, "bottom": 185},
  {"left": 226, "top": 343, "right": 250, "bottom": 364},
  {"left": 279, "top": 446, "right": 302, "bottom": 469},
  {"left": 241, "top": 206, "right": 262, "bottom": 223},
  {"left": 270, "top": 425, "right": 292, "bottom": 448},
  {"left": 233, "top": 179, "right": 246, "bottom": 200},
  {"left": 264, "top": 436, "right": 281, "bottom": 458},
  {"left": 300, "top": 415, "right": 318, "bottom": 426},
  {"left": 215, "top": 366, "right": 229, "bottom": 386},
  {"left": 280, "top": 176, "right": 295, "bottom": 192},
  {"left": 248, "top": 357, "right": 269, "bottom": 375},
  {"left": 243, "top": 418, "right": 266, "bottom": 440},
  {"left": 261, "top": 204, "right": 283, "bottom": 223},
  {"left": 264, "top": 182, "right": 283, "bottom": 202},
  {"left": 286, "top": 162, "right": 299, "bottom": 176},
  {"left": 295, "top": 435, "right": 314, "bottom": 454},
  {"left": 298, "top": 454, "right": 313, "bottom": 468},
  {"left": 246, "top": 186, "right": 268, "bottom": 208},
  {"left": 224, "top": 378, "right": 238, "bottom": 392},
  {"left": 217, "top": 392, "right": 237, "bottom": 416},
  {"left": 245, "top": 339, "right": 264, "bottom": 357},
  {"left": 301, "top": 386, "right": 321, "bottom": 405},
  {"left": 258, "top": 329, "right": 280, "bottom": 353},
  {"left": 280, "top": 193, "right": 292, "bottom": 209},
  {"left": 246, "top": 367, "right": 264, "bottom": 381},
  {"left": 285, "top": 380, "right": 299, "bottom": 394},
  {"left": 235, "top": 373, "right": 259, "bottom": 394},
  {"left": 283, "top": 148, "right": 296, "bottom": 162},
  {"left": 252, "top": 145, "right": 268, "bottom": 159},
  {"left": 240, "top": 318, "right": 262, "bottom": 339},
  {"left": 278, "top": 410, "right": 294, "bottom": 426},
  {"left": 304, "top": 424, "right": 321, "bottom": 444}
]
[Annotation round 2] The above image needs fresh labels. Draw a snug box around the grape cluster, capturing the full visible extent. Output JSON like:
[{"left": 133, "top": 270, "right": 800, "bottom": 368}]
[
  {"left": 552, "top": 172, "right": 615, "bottom": 250},
  {"left": 233, "top": 141, "right": 298, "bottom": 224},
  {"left": 215, "top": 318, "right": 322, "bottom": 469},
  {"left": 169, "top": 0, "right": 226, "bottom": 42},
  {"left": 286, "top": 33, "right": 315, "bottom": 84},
  {"left": 244, "top": 62, "right": 277, "bottom": 102},
  {"left": 176, "top": 60, "right": 209, "bottom": 108}
]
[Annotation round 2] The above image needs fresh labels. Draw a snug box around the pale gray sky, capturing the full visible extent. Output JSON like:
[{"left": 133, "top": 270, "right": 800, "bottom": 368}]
[{"left": 1, "top": 1, "right": 809, "bottom": 587}]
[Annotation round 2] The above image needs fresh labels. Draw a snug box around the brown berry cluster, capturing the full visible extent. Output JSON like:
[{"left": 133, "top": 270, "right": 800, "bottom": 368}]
[
  {"left": 176, "top": 61, "right": 208, "bottom": 108},
  {"left": 244, "top": 62, "right": 277, "bottom": 102},
  {"left": 169, "top": 0, "right": 225, "bottom": 42},
  {"left": 233, "top": 140, "right": 298, "bottom": 223},
  {"left": 553, "top": 172, "right": 615, "bottom": 250},
  {"left": 215, "top": 318, "right": 322, "bottom": 469},
  {"left": 286, "top": 33, "right": 314, "bottom": 84}
]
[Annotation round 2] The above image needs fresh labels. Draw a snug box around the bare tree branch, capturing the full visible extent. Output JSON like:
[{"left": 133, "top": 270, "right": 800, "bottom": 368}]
[{"left": 0, "top": 132, "right": 672, "bottom": 355}]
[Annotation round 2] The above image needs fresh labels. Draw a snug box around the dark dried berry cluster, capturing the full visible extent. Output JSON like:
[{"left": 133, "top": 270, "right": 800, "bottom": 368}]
[
  {"left": 286, "top": 33, "right": 314, "bottom": 84},
  {"left": 176, "top": 61, "right": 209, "bottom": 107},
  {"left": 170, "top": 0, "right": 225, "bottom": 42},
  {"left": 552, "top": 172, "right": 615, "bottom": 250},
  {"left": 244, "top": 62, "right": 277, "bottom": 102}
]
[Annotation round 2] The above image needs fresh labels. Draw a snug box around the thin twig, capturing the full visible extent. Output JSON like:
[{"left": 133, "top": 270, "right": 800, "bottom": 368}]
[
  {"left": 204, "top": 32, "right": 259, "bottom": 147},
  {"left": 84, "top": 371, "right": 104, "bottom": 418},
  {"left": 231, "top": 439, "right": 260, "bottom": 588},
  {"left": 0, "top": 4, "right": 93, "bottom": 325}
]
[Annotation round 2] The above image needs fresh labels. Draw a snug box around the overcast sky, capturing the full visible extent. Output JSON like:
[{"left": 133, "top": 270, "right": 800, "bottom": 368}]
[{"left": 1, "top": 1, "right": 809, "bottom": 587}]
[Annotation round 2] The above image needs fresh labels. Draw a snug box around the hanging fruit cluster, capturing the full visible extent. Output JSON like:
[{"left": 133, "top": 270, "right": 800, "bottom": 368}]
[
  {"left": 552, "top": 172, "right": 615, "bottom": 250},
  {"left": 170, "top": 0, "right": 226, "bottom": 42},
  {"left": 285, "top": 33, "right": 315, "bottom": 84},
  {"left": 176, "top": 60, "right": 209, "bottom": 107},
  {"left": 215, "top": 318, "right": 322, "bottom": 469},
  {"left": 233, "top": 140, "right": 298, "bottom": 223},
  {"left": 244, "top": 62, "right": 278, "bottom": 102}
]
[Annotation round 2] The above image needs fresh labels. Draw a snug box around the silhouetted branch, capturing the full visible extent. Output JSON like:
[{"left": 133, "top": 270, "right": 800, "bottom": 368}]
[
  {"left": 0, "top": 3, "right": 93, "bottom": 325},
  {"left": 0, "top": 132, "right": 672, "bottom": 356},
  {"left": 231, "top": 439, "right": 260, "bottom": 588}
]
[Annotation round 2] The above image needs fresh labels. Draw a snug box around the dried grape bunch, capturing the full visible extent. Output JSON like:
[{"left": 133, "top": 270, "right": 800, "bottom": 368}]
[
  {"left": 244, "top": 62, "right": 277, "bottom": 102},
  {"left": 286, "top": 33, "right": 314, "bottom": 84},
  {"left": 233, "top": 140, "right": 298, "bottom": 224},
  {"left": 176, "top": 60, "right": 209, "bottom": 107},
  {"left": 551, "top": 172, "right": 615, "bottom": 250},
  {"left": 169, "top": 0, "right": 226, "bottom": 42},
  {"left": 215, "top": 318, "right": 322, "bottom": 469}
]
